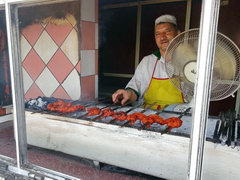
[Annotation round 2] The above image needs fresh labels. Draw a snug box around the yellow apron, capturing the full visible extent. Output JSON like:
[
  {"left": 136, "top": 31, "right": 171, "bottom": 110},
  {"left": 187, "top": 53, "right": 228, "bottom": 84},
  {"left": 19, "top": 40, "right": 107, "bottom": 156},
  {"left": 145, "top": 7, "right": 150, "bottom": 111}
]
[{"left": 144, "top": 59, "right": 184, "bottom": 110}]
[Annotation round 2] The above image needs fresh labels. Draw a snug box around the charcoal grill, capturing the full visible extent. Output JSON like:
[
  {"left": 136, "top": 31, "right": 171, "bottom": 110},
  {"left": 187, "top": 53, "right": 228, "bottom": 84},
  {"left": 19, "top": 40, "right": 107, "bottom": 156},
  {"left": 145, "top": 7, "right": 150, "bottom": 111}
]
[
  {"left": 24, "top": 97, "right": 240, "bottom": 180},
  {"left": 25, "top": 97, "right": 192, "bottom": 134}
]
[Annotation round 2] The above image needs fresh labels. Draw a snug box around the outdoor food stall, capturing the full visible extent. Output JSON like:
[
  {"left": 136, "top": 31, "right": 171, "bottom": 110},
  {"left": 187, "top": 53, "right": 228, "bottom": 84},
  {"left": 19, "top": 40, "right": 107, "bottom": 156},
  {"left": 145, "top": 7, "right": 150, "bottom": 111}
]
[{"left": 1, "top": 0, "right": 240, "bottom": 180}]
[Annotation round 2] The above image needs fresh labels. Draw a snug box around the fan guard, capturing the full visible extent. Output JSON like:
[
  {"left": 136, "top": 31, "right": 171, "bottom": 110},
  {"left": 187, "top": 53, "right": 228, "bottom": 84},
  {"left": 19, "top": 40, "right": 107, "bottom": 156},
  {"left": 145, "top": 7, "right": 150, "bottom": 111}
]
[{"left": 164, "top": 28, "right": 240, "bottom": 101}]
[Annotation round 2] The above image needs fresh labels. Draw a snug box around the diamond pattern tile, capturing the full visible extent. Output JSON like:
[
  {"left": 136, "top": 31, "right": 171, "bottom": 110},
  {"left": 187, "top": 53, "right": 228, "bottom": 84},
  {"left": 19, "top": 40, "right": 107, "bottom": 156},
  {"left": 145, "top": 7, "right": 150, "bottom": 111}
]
[
  {"left": 25, "top": 83, "right": 44, "bottom": 100},
  {"left": 81, "top": 75, "right": 95, "bottom": 101},
  {"left": 52, "top": 86, "right": 71, "bottom": 100},
  {"left": 61, "top": 28, "right": 79, "bottom": 66},
  {"left": 62, "top": 69, "right": 80, "bottom": 100},
  {"left": 95, "top": 23, "right": 98, "bottom": 49},
  {"left": 21, "top": 24, "right": 44, "bottom": 46},
  {"left": 95, "top": 49, "right": 98, "bottom": 74},
  {"left": 75, "top": 61, "right": 80, "bottom": 73},
  {"left": 22, "top": 68, "right": 33, "bottom": 94},
  {"left": 41, "top": 22, "right": 48, "bottom": 28},
  {"left": 34, "top": 31, "right": 58, "bottom": 64},
  {"left": 35, "top": 67, "right": 59, "bottom": 97},
  {"left": 22, "top": 49, "right": 45, "bottom": 81},
  {"left": 80, "top": 50, "right": 95, "bottom": 77},
  {"left": 48, "top": 49, "right": 74, "bottom": 83},
  {"left": 74, "top": 25, "right": 78, "bottom": 32},
  {"left": 20, "top": 35, "right": 32, "bottom": 61},
  {"left": 81, "top": 21, "right": 95, "bottom": 50},
  {"left": 95, "top": 75, "right": 98, "bottom": 99},
  {"left": 45, "top": 21, "right": 73, "bottom": 46},
  {"left": 81, "top": 0, "right": 95, "bottom": 22}
]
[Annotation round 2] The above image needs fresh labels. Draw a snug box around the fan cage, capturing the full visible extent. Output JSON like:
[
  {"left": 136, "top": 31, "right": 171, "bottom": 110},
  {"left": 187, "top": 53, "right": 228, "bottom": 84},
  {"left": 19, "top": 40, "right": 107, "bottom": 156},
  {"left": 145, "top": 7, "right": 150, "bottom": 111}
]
[{"left": 164, "top": 28, "right": 240, "bottom": 101}]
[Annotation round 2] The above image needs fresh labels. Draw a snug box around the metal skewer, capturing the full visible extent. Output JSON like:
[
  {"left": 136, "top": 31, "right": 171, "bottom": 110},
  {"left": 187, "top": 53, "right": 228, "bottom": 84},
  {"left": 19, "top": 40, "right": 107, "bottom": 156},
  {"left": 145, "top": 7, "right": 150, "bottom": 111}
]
[
  {"left": 77, "top": 104, "right": 113, "bottom": 119},
  {"left": 120, "top": 102, "right": 157, "bottom": 127},
  {"left": 107, "top": 103, "right": 142, "bottom": 124},
  {"left": 87, "top": 101, "right": 133, "bottom": 121},
  {"left": 57, "top": 101, "right": 95, "bottom": 116},
  {"left": 88, "top": 105, "right": 120, "bottom": 121},
  {"left": 137, "top": 110, "right": 162, "bottom": 130},
  {"left": 161, "top": 107, "right": 191, "bottom": 135}
]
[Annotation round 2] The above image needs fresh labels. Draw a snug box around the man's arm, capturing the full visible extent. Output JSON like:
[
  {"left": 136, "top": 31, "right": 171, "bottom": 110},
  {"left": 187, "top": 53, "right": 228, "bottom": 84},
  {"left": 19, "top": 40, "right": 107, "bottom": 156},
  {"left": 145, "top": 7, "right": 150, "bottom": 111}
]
[{"left": 112, "top": 55, "right": 151, "bottom": 105}]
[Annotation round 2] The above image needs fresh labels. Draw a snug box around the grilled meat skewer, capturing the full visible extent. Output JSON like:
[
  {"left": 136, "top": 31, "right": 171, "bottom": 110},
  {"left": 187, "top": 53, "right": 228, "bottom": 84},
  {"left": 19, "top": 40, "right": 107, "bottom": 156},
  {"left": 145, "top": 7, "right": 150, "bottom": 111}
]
[
  {"left": 106, "top": 104, "right": 142, "bottom": 124},
  {"left": 138, "top": 112, "right": 165, "bottom": 130},
  {"left": 161, "top": 107, "right": 191, "bottom": 135},
  {"left": 120, "top": 102, "right": 157, "bottom": 127}
]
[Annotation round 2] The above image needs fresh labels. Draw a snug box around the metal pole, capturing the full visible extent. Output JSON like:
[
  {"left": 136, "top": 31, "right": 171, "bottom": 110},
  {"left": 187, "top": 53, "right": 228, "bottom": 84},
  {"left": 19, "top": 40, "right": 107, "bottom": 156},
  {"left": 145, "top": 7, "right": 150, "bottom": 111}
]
[
  {"left": 188, "top": 0, "right": 220, "bottom": 179},
  {"left": 134, "top": 2, "right": 141, "bottom": 68},
  {"left": 4, "top": 0, "right": 28, "bottom": 168}
]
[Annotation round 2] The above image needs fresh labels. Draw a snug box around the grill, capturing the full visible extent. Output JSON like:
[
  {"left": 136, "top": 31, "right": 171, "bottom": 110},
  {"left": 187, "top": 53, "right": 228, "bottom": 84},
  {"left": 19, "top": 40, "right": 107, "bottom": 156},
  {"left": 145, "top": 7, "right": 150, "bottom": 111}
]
[
  {"left": 25, "top": 97, "right": 240, "bottom": 180},
  {"left": 26, "top": 97, "right": 194, "bottom": 135}
]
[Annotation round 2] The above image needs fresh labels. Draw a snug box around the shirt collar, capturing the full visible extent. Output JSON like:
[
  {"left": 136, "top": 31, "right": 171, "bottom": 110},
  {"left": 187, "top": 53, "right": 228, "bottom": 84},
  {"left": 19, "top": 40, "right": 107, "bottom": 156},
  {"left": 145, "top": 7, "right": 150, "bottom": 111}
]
[
  {"left": 153, "top": 49, "right": 161, "bottom": 59},
  {"left": 153, "top": 49, "right": 166, "bottom": 62}
]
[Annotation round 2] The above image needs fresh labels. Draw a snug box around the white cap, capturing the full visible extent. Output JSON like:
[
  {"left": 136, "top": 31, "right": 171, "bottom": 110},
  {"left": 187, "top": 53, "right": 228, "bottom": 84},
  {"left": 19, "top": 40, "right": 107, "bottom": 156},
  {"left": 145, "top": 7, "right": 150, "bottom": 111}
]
[{"left": 155, "top": 14, "right": 177, "bottom": 26}]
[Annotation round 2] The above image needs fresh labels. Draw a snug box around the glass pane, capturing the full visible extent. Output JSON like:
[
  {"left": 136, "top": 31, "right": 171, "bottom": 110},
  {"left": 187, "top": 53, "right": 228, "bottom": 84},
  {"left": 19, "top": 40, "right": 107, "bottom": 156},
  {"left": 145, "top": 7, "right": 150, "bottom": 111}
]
[
  {"left": 0, "top": 9, "right": 15, "bottom": 160},
  {"left": 202, "top": 1, "right": 240, "bottom": 179},
  {"left": 17, "top": 1, "right": 84, "bottom": 178}
]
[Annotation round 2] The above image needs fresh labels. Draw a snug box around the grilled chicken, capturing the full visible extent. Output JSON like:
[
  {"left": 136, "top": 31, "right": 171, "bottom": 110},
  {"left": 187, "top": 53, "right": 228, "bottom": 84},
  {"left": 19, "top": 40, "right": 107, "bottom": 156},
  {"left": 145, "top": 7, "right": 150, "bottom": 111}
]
[{"left": 47, "top": 101, "right": 183, "bottom": 129}]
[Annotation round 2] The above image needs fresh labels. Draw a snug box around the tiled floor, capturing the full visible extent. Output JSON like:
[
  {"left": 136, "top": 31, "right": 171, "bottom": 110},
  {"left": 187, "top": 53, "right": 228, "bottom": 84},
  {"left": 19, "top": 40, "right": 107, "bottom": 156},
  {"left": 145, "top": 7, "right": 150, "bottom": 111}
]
[{"left": 0, "top": 121, "right": 163, "bottom": 180}]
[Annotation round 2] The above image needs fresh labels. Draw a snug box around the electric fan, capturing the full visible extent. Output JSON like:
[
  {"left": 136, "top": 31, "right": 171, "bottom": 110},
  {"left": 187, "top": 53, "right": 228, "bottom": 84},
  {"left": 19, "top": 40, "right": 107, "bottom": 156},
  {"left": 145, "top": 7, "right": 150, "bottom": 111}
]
[{"left": 164, "top": 28, "right": 240, "bottom": 105}]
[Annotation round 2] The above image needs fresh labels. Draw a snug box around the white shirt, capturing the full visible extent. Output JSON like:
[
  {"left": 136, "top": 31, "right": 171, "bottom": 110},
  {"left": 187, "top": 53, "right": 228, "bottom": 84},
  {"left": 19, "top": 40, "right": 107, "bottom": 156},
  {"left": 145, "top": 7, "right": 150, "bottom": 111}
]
[{"left": 126, "top": 53, "right": 168, "bottom": 100}]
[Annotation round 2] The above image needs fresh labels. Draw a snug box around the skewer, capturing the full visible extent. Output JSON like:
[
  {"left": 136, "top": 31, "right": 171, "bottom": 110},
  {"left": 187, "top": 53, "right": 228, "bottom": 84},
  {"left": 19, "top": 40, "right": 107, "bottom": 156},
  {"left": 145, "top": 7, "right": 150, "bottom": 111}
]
[
  {"left": 107, "top": 103, "right": 142, "bottom": 124},
  {"left": 89, "top": 101, "right": 133, "bottom": 121},
  {"left": 57, "top": 103, "right": 91, "bottom": 116},
  {"left": 88, "top": 104, "right": 120, "bottom": 121},
  {"left": 160, "top": 107, "right": 191, "bottom": 135},
  {"left": 31, "top": 99, "right": 82, "bottom": 115},
  {"left": 137, "top": 110, "right": 163, "bottom": 130},
  {"left": 120, "top": 102, "right": 157, "bottom": 127},
  {"left": 77, "top": 103, "right": 114, "bottom": 119}
]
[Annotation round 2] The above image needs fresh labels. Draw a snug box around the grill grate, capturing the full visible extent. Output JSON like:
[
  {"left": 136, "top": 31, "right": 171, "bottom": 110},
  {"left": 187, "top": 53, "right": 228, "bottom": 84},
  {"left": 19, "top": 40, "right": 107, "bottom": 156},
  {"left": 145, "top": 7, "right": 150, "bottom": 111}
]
[{"left": 25, "top": 97, "right": 173, "bottom": 134}]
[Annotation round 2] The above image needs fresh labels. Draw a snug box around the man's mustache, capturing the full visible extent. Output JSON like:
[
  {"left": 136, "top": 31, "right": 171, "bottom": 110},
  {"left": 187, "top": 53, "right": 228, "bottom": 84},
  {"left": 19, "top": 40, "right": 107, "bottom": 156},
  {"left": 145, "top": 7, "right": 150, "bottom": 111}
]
[{"left": 160, "top": 39, "right": 169, "bottom": 44}]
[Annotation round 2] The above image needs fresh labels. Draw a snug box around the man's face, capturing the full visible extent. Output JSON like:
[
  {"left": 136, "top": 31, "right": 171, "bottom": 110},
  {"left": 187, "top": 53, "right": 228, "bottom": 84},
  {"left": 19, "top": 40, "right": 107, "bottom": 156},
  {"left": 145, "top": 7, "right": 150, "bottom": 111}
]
[{"left": 155, "top": 23, "right": 179, "bottom": 54}]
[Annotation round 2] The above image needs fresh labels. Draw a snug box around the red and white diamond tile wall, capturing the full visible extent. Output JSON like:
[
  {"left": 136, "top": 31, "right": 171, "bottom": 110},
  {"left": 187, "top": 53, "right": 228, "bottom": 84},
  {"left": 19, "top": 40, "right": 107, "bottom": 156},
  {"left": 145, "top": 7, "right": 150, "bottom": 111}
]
[{"left": 21, "top": 0, "right": 98, "bottom": 101}]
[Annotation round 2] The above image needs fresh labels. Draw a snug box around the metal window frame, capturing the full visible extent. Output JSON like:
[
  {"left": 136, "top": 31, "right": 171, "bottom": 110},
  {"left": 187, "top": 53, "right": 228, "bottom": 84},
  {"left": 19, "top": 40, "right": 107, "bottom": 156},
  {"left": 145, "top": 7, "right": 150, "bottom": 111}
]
[
  {"left": 0, "top": 0, "right": 221, "bottom": 179},
  {"left": 1, "top": 0, "right": 79, "bottom": 179},
  {"left": 188, "top": 0, "right": 220, "bottom": 179}
]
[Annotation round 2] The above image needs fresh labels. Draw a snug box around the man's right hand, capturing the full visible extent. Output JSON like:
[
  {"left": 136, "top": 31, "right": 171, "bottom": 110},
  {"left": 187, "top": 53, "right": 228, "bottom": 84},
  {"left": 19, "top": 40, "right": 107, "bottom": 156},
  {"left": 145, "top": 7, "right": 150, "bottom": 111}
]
[{"left": 112, "top": 89, "right": 137, "bottom": 105}]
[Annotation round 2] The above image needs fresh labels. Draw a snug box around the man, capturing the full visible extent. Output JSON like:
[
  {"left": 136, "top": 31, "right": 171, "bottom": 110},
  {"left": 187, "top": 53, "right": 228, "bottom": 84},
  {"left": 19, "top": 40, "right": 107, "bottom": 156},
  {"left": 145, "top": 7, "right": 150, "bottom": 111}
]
[{"left": 112, "top": 14, "right": 184, "bottom": 110}]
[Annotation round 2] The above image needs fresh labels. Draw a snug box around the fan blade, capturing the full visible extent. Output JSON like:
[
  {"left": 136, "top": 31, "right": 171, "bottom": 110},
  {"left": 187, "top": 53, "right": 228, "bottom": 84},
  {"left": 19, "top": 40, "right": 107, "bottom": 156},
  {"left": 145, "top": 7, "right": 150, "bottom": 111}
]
[{"left": 214, "top": 43, "right": 236, "bottom": 80}]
